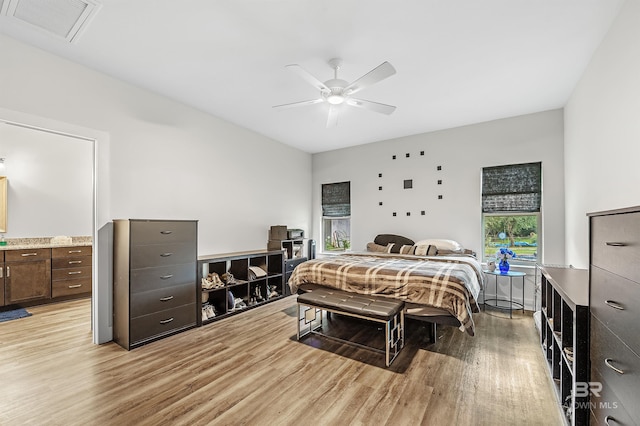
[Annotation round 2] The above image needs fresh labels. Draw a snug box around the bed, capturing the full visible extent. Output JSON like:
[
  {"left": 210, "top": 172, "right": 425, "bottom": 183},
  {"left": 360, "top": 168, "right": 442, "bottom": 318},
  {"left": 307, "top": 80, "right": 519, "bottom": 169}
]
[{"left": 288, "top": 236, "right": 484, "bottom": 336}]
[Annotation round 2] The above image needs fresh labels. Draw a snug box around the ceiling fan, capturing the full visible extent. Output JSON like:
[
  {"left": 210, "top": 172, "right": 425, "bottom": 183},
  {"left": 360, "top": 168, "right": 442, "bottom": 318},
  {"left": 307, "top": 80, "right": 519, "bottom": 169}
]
[{"left": 273, "top": 58, "right": 397, "bottom": 127}]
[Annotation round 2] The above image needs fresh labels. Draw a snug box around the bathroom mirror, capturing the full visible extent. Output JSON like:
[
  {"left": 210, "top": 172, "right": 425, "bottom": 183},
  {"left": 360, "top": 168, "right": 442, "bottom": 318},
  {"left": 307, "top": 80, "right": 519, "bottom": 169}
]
[{"left": 0, "top": 176, "right": 6, "bottom": 232}]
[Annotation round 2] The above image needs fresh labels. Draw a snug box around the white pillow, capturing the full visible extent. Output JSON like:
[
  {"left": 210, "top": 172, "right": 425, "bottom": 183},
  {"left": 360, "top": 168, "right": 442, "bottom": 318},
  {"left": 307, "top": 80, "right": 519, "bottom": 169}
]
[{"left": 414, "top": 238, "right": 464, "bottom": 253}]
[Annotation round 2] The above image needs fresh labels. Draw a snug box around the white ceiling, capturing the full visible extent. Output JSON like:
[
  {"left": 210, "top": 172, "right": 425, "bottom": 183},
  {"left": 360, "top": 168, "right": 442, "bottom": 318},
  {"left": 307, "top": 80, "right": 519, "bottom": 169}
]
[{"left": 0, "top": 0, "right": 625, "bottom": 153}]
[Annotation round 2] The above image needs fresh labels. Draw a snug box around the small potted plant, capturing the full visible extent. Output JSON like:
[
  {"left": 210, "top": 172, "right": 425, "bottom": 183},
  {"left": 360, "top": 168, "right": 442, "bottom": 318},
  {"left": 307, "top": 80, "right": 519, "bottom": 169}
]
[{"left": 496, "top": 248, "right": 516, "bottom": 274}]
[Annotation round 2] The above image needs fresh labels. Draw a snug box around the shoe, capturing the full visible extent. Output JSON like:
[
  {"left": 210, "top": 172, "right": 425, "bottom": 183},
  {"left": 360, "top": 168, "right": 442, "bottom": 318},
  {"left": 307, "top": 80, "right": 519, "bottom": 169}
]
[
  {"left": 208, "top": 273, "right": 224, "bottom": 288},
  {"left": 205, "top": 304, "right": 216, "bottom": 319},
  {"left": 221, "top": 272, "right": 236, "bottom": 285},
  {"left": 202, "top": 306, "right": 209, "bottom": 321}
]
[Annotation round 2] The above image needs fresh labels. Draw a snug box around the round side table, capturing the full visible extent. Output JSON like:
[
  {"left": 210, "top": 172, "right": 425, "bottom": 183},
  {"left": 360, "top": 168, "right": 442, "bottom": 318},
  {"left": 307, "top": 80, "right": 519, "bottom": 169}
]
[{"left": 483, "top": 270, "right": 526, "bottom": 318}]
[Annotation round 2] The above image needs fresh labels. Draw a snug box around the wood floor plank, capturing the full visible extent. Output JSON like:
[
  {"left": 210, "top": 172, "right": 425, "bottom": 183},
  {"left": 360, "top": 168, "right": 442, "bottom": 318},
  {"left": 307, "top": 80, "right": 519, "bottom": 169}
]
[{"left": 0, "top": 297, "right": 563, "bottom": 425}]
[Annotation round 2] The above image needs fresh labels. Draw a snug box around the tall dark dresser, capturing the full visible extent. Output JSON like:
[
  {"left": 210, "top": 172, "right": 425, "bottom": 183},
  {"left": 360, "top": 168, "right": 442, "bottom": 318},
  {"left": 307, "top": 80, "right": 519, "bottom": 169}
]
[
  {"left": 589, "top": 207, "right": 640, "bottom": 425},
  {"left": 113, "top": 219, "right": 198, "bottom": 350}
]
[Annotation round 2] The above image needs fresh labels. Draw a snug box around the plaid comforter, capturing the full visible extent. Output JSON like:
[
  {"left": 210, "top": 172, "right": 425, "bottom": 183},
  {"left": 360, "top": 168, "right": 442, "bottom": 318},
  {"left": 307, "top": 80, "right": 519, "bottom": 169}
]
[{"left": 288, "top": 253, "right": 484, "bottom": 336}]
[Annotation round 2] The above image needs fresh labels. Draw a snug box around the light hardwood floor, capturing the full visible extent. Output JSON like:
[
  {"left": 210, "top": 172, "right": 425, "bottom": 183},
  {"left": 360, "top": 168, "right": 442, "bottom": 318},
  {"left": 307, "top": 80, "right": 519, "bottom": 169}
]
[{"left": 0, "top": 297, "right": 563, "bottom": 425}]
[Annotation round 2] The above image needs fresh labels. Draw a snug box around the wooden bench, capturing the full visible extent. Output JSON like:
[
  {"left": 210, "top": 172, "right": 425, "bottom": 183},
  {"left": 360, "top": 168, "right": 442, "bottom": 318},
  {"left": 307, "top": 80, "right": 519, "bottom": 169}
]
[{"left": 297, "top": 288, "right": 405, "bottom": 367}]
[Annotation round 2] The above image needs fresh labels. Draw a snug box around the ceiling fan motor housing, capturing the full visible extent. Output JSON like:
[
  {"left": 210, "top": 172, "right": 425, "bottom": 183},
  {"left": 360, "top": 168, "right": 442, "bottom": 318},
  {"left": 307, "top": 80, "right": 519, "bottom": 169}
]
[{"left": 323, "top": 78, "right": 349, "bottom": 104}]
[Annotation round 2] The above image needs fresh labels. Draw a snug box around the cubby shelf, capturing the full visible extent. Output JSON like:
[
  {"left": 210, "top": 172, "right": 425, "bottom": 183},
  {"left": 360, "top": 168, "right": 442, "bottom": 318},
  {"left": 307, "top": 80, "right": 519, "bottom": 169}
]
[
  {"left": 538, "top": 265, "right": 589, "bottom": 426},
  {"left": 197, "top": 250, "right": 285, "bottom": 325}
]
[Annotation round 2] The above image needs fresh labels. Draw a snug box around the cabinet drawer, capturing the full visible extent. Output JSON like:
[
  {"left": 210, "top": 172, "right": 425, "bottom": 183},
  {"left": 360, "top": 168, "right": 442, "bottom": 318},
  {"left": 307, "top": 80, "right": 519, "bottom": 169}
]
[
  {"left": 130, "top": 221, "right": 197, "bottom": 246},
  {"left": 130, "top": 304, "right": 196, "bottom": 344},
  {"left": 590, "top": 367, "right": 635, "bottom": 426},
  {"left": 5, "top": 248, "right": 51, "bottom": 262},
  {"left": 591, "top": 315, "right": 640, "bottom": 422},
  {"left": 130, "top": 242, "right": 196, "bottom": 269},
  {"left": 52, "top": 278, "right": 92, "bottom": 298},
  {"left": 591, "top": 266, "right": 640, "bottom": 355},
  {"left": 592, "top": 212, "right": 640, "bottom": 283},
  {"left": 130, "top": 263, "right": 196, "bottom": 293},
  {"left": 52, "top": 256, "right": 91, "bottom": 269},
  {"left": 131, "top": 283, "right": 195, "bottom": 317},
  {"left": 52, "top": 266, "right": 92, "bottom": 281},
  {"left": 51, "top": 246, "right": 92, "bottom": 258},
  {"left": 285, "top": 257, "right": 306, "bottom": 273}
]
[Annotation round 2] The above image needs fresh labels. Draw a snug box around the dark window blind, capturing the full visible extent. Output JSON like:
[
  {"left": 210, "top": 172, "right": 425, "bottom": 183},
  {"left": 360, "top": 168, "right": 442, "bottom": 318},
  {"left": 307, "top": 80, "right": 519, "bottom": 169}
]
[
  {"left": 482, "top": 162, "right": 541, "bottom": 213},
  {"left": 322, "top": 181, "right": 351, "bottom": 217}
]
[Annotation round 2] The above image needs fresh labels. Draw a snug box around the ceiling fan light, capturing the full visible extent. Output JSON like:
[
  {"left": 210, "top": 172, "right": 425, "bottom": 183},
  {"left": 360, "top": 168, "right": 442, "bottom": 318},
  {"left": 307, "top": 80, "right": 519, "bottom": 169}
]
[{"left": 327, "top": 94, "right": 344, "bottom": 105}]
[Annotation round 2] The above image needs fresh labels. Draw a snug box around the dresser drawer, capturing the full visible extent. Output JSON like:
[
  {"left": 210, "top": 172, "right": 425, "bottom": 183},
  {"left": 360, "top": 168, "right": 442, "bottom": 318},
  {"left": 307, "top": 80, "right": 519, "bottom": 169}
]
[
  {"left": 130, "top": 263, "right": 196, "bottom": 293},
  {"left": 130, "top": 221, "right": 197, "bottom": 246},
  {"left": 285, "top": 257, "right": 306, "bottom": 273},
  {"left": 591, "top": 266, "right": 640, "bottom": 355},
  {"left": 592, "top": 212, "right": 640, "bottom": 283},
  {"left": 51, "top": 246, "right": 92, "bottom": 258},
  {"left": 52, "top": 256, "right": 91, "bottom": 269},
  {"left": 590, "top": 367, "right": 635, "bottom": 426},
  {"left": 130, "top": 304, "right": 196, "bottom": 344},
  {"left": 130, "top": 242, "right": 196, "bottom": 269},
  {"left": 52, "top": 278, "right": 92, "bottom": 298},
  {"left": 591, "top": 315, "right": 640, "bottom": 422},
  {"left": 52, "top": 265, "right": 92, "bottom": 281},
  {"left": 131, "top": 283, "right": 195, "bottom": 318},
  {"left": 5, "top": 248, "right": 51, "bottom": 262}
]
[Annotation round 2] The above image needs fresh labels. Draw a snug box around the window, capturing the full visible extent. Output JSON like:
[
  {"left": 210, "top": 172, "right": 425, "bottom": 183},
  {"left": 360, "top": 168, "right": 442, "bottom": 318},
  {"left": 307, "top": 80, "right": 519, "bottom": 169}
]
[
  {"left": 482, "top": 162, "right": 541, "bottom": 263},
  {"left": 322, "top": 181, "right": 351, "bottom": 251}
]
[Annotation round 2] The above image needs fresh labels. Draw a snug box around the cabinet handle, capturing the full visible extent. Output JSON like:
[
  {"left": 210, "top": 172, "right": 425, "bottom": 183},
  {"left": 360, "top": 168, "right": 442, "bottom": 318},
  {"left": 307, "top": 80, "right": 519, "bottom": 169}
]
[
  {"left": 604, "top": 358, "right": 624, "bottom": 375},
  {"left": 68, "top": 271, "right": 82, "bottom": 275},
  {"left": 21, "top": 253, "right": 38, "bottom": 257},
  {"left": 68, "top": 260, "right": 82, "bottom": 264},
  {"left": 159, "top": 318, "right": 174, "bottom": 324},
  {"left": 68, "top": 284, "right": 82, "bottom": 289},
  {"left": 160, "top": 274, "right": 173, "bottom": 280},
  {"left": 605, "top": 300, "right": 625, "bottom": 310},
  {"left": 160, "top": 253, "right": 173, "bottom": 257},
  {"left": 159, "top": 296, "right": 174, "bottom": 302},
  {"left": 605, "top": 242, "right": 626, "bottom": 247},
  {"left": 68, "top": 250, "right": 82, "bottom": 253},
  {"left": 160, "top": 230, "right": 173, "bottom": 235},
  {"left": 605, "top": 415, "right": 618, "bottom": 425},
  {"left": 6, "top": 266, "right": 9, "bottom": 277},
  {"left": 0, "top": 267, "right": 3, "bottom": 279}
]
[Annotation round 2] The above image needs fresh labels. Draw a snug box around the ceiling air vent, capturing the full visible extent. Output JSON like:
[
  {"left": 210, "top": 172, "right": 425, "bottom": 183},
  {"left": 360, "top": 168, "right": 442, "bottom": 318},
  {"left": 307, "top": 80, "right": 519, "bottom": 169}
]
[{"left": 1, "top": 0, "right": 102, "bottom": 43}]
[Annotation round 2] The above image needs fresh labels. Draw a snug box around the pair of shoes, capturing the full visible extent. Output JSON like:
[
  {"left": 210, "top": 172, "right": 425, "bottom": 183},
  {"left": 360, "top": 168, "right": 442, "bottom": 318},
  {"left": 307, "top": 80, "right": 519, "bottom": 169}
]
[
  {"left": 221, "top": 272, "right": 236, "bottom": 285},
  {"left": 202, "top": 303, "right": 216, "bottom": 320},
  {"left": 267, "top": 285, "right": 280, "bottom": 299},
  {"left": 234, "top": 298, "right": 247, "bottom": 309},
  {"left": 202, "top": 273, "right": 224, "bottom": 289},
  {"left": 252, "top": 285, "right": 264, "bottom": 302}
]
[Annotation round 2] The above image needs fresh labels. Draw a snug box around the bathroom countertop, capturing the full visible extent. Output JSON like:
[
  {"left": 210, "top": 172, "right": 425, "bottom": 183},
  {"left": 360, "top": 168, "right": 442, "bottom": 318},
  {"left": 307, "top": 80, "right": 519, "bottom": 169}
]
[{"left": 0, "top": 236, "right": 92, "bottom": 251}]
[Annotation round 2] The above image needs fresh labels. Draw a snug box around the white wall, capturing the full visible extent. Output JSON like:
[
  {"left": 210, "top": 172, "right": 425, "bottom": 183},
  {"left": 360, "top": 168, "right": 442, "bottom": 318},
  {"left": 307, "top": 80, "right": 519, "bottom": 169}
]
[
  {"left": 564, "top": 0, "right": 640, "bottom": 269},
  {"left": 312, "top": 110, "right": 565, "bottom": 310},
  {"left": 313, "top": 109, "right": 566, "bottom": 263},
  {"left": 0, "top": 123, "right": 93, "bottom": 238},
  {"left": 0, "top": 34, "right": 312, "bottom": 343}
]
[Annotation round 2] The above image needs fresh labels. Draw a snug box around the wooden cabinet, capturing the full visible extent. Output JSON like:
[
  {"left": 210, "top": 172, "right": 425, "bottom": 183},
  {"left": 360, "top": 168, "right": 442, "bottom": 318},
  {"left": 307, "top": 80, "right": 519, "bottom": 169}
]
[
  {"left": 51, "top": 246, "right": 92, "bottom": 298},
  {"left": 0, "top": 251, "right": 5, "bottom": 306},
  {"left": 539, "top": 266, "right": 589, "bottom": 426},
  {"left": 5, "top": 248, "right": 51, "bottom": 304},
  {"left": 113, "top": 219, "right": 198, "bottom": 350},
  {"left": 589, "top": 207, "right": 640, "bottom": 425},
  {"left": 198, "top": 250, "right": 284, "bottom": 325}
]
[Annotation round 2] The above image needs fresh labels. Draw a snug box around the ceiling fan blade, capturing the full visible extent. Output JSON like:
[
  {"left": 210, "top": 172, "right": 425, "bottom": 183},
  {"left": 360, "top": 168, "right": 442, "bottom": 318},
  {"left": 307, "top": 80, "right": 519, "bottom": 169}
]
[
  {"left": 286, "top": 64, "right": 330, "bottom": 92},
  {"left": 346, "top": 98, "right": 396, "bottom": 115},
  {"left": 327, "top": 105, "right": 339, "bottom": 127},
  {"left": 344, "top": 61, "right": 396, "bottom": 95},
  {"left": 273, "top": 98, "right": 324, "bottom": 110}
]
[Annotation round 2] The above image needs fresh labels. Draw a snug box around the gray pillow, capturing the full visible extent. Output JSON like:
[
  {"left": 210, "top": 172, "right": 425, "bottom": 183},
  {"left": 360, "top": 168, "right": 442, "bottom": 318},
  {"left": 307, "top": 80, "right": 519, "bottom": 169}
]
[{"left": 373, "top": 234, "right": 415, "bottom": 249}]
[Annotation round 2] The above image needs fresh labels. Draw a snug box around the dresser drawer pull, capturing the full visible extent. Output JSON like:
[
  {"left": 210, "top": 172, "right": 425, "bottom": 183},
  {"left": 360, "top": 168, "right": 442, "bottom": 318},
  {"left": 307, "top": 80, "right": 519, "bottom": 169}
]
[
  {"left": 160, "top": 230, "right": 173, "bottom": 235},
  {"left": 604, "top": 415, "right": 618, "bottom": 425},
  {"left": 68, "top": 284, "right": 83, "bottom": 289},
  {"left": 605, "top": 242, "right": 626, "bottom": 247},
  {"left": 605, "top": 300, "right": 625, "bottom": 310},
  {"left": 68, "top": 249, "right": 83, "bottom": 253},
  {"left": 21, "top": 252, "right": 38, "bottom": 257},
  {"left": 159, "top": 296, "right": 174, "bottom": 302},
  {"left": 604, "top": 358, "right": 624, "bottom": 375},
  {"left": 68, "top": 260, "right": 83, "bottom": 264},
  {"left": 6, "top": 266, "right": 9, "bottom": 277},
  {"left": 159, "top": 318, "right": 174, "bottom": 324},
  {"left": 160, "top": 252, "right": 173, "bottom": 257},
  {"left": 160, "top": 274, "right": 173, "bottom": 280},
  {"left": 68, "top": 271, "right": 82, "bottom": 275}
]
